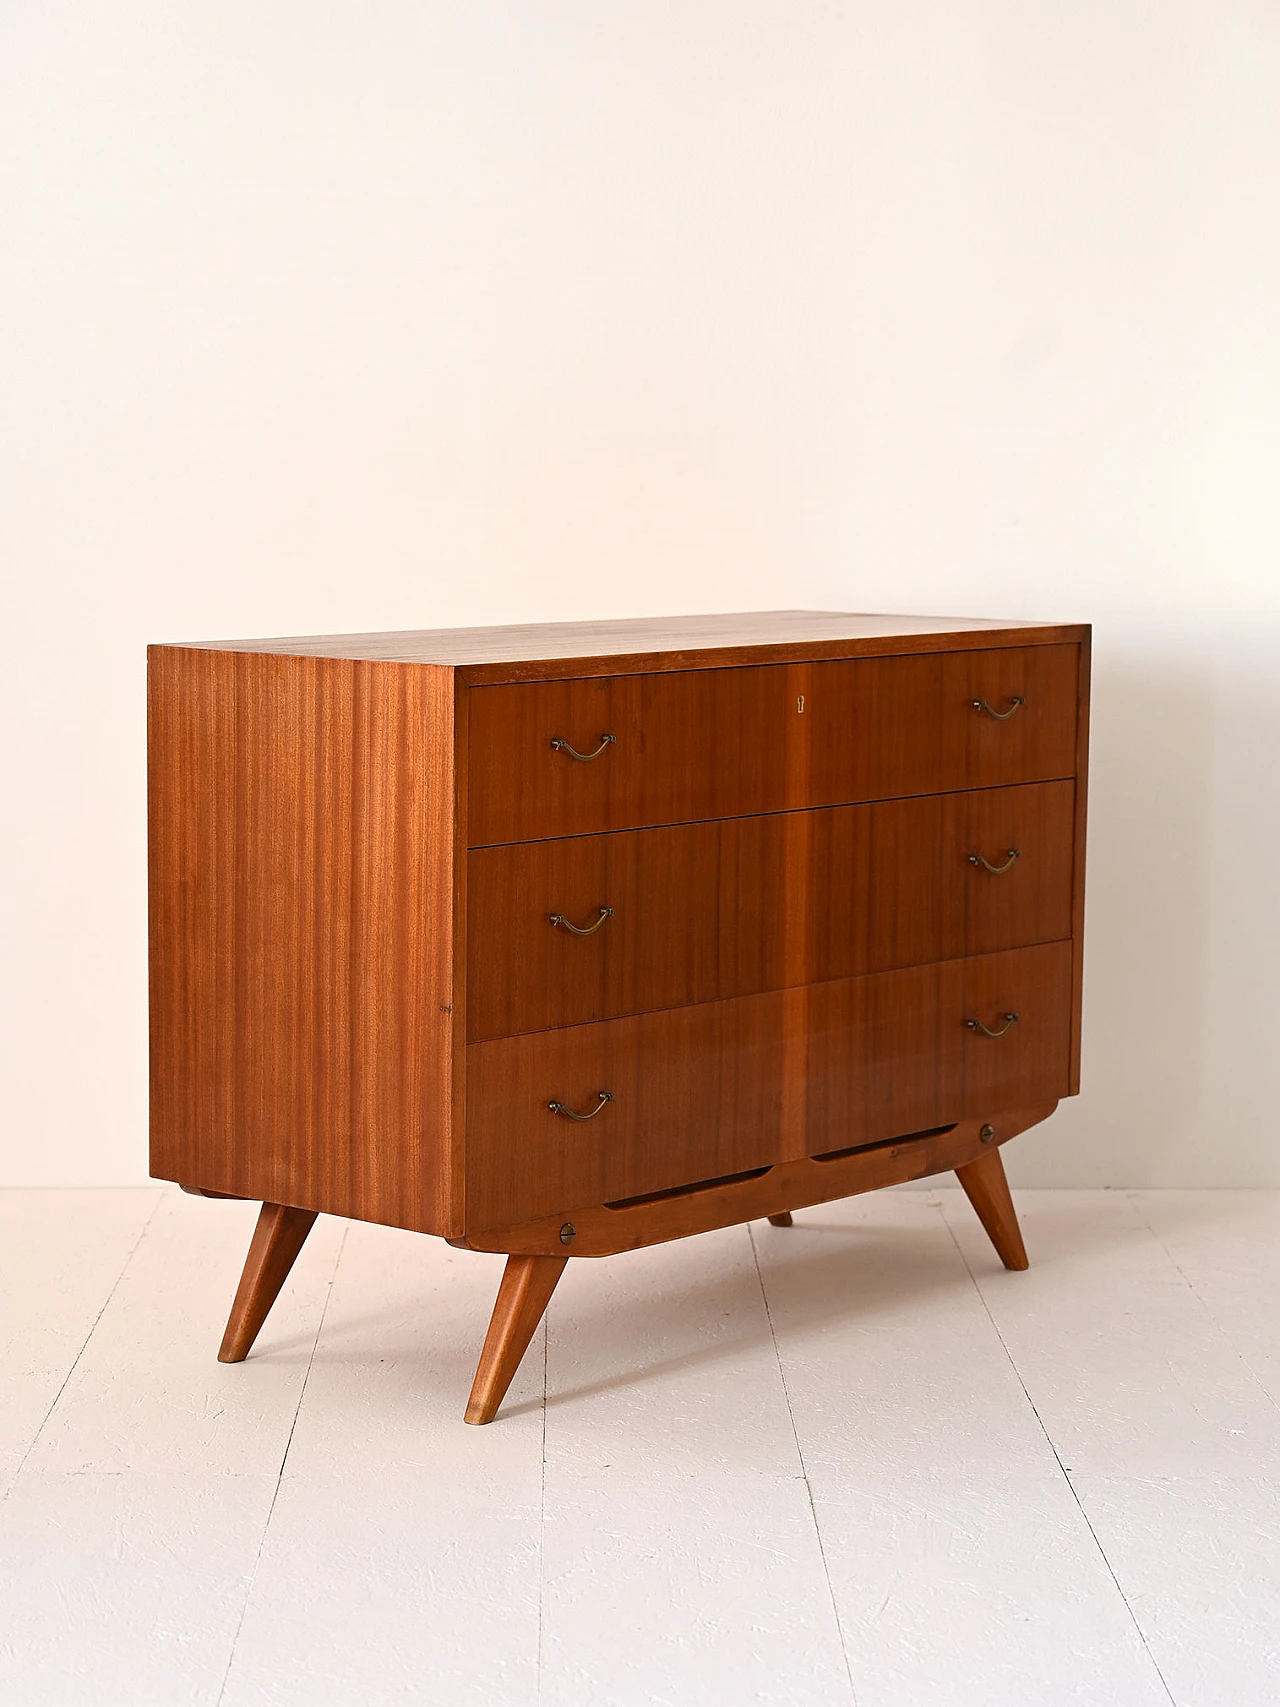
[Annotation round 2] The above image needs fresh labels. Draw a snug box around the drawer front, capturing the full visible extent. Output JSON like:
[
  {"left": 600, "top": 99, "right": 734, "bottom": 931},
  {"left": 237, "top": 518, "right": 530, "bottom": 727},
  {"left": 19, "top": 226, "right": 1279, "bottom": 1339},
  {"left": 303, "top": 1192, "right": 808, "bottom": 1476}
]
[
  {"left": 468, "top": 781, "right": 1075, "bottom": 1040},
  {"left": 464, "top": 941, "right": 1071, "bottom": 1230},
  {"left": 466, "top": 644, "right": 1080, "bottom": 846}
]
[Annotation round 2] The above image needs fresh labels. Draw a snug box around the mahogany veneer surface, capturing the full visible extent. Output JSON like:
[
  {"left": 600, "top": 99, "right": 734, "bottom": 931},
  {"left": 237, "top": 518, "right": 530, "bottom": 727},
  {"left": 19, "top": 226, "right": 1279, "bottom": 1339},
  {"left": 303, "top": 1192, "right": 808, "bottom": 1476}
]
[
  {"left": 464, "top": 942, "right": 1072, "bottom": 1229},
  {"left": 181, "top": 608, "right": 1087, "bottom": 682},
  {"left": 461, "top": 1105, "right": 1057, "bottom": 1259},
  {"left": 148, "top": 647, "right": 459, "bottom": 1233},
  {"left": 468, "top": 780, "right": 1075, "bottom": 1040},
  {"left": 149, "top": 611, "right": 1088, "bottom": 1300},
  {"left": 466, "top": 644, "right": 1079, "bottom": 844}
]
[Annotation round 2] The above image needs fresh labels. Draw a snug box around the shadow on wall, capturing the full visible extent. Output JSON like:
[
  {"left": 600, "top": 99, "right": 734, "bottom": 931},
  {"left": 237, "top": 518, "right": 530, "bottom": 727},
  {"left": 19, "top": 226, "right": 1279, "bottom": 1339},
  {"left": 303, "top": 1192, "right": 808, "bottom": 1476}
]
[{"left": 1013, "top": 647, "right": 1215, "bottom": 1186}]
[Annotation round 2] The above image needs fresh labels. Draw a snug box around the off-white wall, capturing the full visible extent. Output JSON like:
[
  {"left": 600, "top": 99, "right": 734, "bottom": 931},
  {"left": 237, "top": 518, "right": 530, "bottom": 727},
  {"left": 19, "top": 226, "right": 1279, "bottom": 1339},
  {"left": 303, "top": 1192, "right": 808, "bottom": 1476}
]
[{"left": 2, "top": 3, "right": 1277, "bottom": 1187}]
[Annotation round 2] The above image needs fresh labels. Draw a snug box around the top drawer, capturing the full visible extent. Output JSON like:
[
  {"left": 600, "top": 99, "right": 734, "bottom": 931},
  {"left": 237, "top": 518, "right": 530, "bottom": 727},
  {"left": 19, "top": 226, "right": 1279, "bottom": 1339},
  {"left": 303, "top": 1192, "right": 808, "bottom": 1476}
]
[{"left": 466, "top": 644, "right": 1080, "bottom": 846}]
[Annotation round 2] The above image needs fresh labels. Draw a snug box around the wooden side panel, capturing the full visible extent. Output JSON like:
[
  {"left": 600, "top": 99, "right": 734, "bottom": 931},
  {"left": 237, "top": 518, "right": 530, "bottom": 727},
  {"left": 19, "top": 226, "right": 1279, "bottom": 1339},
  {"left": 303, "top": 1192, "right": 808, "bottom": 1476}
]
[
  {"left": 1069, "top": 631, "right": 1091, "bottom": 1093},
  {"left": 147, "top": 647, "right": 459, "bottom": 1235},
  {"left": 463, "top": 941, "right": 1071, "bottom": 1230},
  {"left": 467, "top": 781, "right": 1075, "bottom": 1039},
  {"left": 466, "top": 644, "right": 1079, "bottom": 846}
]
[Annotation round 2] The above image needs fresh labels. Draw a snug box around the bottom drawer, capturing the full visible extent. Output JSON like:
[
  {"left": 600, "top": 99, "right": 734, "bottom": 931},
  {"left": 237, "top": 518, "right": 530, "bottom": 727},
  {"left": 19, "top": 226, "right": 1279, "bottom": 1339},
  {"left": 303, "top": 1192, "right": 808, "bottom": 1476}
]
[{"left": 464, "top": 941, "right": 1072, "bottom": 1230}]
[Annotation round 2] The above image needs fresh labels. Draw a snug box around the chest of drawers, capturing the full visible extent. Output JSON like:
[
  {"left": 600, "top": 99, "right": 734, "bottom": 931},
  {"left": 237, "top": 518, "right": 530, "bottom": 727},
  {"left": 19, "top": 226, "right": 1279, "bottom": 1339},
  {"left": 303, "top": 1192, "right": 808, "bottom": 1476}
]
[{"left": 148, "top": 610, "right": 1089, "bottom": 1424}]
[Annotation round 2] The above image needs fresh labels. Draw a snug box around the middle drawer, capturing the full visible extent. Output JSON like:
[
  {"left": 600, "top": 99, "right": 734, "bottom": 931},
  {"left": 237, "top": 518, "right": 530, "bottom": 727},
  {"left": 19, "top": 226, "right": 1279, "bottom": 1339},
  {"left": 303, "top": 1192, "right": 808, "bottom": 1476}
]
[{"left": 467, "top": 779, "right": 1074, "bottom": 1041}]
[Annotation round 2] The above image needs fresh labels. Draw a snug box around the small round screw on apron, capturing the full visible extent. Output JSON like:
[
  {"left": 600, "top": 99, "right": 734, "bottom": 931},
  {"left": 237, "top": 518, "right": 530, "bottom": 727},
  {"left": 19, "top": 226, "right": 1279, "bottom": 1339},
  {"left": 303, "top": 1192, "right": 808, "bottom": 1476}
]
[
  {"left": 559, "top": 1223, "right": 577, "bottom": 1246},
  {"left": 980, "top": 1124, "right": 995, "bottom": 1144}
]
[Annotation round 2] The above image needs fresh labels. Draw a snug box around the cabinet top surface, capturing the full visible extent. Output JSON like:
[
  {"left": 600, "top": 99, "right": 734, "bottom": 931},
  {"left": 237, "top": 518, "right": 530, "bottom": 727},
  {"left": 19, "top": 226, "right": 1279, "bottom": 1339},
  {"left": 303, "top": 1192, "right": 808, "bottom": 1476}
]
[{"left": 158, "top": 609, "right": 1088, "bottom": 682}]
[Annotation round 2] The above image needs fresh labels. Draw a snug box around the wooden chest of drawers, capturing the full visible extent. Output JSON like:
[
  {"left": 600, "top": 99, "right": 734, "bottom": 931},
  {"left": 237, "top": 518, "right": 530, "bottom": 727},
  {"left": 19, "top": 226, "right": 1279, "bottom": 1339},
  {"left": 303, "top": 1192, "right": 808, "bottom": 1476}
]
[{"left": 148, "top": 610, "right": 1089, "bottom": 1423}]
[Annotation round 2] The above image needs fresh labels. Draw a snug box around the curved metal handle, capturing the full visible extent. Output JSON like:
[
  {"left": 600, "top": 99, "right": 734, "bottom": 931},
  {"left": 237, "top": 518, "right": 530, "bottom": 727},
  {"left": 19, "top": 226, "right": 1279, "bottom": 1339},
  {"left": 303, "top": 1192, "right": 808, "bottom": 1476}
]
[
  {"left": 968, "top": 848, "right": 1021, "bottom": 875},
  {"left": 966, "top": 1012, "right": 1020, "bottom": 1039},
  {"left": 549, "top": 906, "right": 614, "bottom": 936},
  {"left": 972, "top": 695, "right": 1026, "bottom": 721},
  {"left": 548, "top": 1090, "right": 613, "bottom": 1121},
  {"left": 550, "top": 733, "right": 616, "bottom": 761}
]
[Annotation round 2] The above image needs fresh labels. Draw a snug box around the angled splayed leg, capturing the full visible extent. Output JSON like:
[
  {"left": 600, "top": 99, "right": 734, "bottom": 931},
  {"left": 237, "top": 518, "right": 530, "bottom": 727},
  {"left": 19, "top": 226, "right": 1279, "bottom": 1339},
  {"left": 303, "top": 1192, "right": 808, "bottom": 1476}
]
[
  {"left": 218, "top": 1202, "right": 319, "bottom": 1362},
  {"left": 464, "top": 1254, "right": 568, "bottom": 1425},
  {"left": 954, "top": 1146, "right": 1029, "bottom": 1271}
]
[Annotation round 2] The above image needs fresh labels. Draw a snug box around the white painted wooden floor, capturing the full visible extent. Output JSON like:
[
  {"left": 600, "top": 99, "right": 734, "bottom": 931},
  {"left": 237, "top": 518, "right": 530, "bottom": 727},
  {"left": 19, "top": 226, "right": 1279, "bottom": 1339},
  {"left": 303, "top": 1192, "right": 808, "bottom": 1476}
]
[{"left": 2, "top": 1187, "right": 1277, "bottom": 1707}]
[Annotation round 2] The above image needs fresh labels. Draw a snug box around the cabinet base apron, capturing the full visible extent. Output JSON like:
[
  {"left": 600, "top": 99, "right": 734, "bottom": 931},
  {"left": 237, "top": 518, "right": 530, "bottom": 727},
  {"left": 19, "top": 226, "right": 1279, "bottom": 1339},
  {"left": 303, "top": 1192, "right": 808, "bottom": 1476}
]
[{"left": 203, "top": 1103, "right": 1051, "bottom": 1426}]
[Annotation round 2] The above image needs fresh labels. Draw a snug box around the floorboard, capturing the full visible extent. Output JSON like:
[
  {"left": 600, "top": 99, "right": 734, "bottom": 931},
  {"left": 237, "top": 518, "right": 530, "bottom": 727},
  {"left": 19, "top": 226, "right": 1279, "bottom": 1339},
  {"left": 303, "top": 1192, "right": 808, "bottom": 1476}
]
[
  {"left": 940, "top": 1189, "right": 1280, "bottom": 1478},
  {"left": 20, "top": 1192, "right": 345, "bottom": 1478},
  {"left": 0, "top": 1470, "right": 277, "bottom": 1707},
  {"left": 0, "top": 1188, "right": 161, "bottom": 1488},
  {"left": 2, "top": 1187, "right": 1277, "bottom": 1706},
  {"left": 1069, "top": 1472, "right": 1280, "bottom": 1707}
]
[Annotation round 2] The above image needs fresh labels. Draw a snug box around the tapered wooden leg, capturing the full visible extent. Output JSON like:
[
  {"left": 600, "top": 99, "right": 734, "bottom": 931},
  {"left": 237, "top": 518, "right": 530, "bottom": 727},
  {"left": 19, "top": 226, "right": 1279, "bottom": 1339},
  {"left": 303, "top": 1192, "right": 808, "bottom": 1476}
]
[
  {"left": 954, "top": 1147, "right": 1029, "bottom": 1271},
  {"left": 465, "top": 1254, "right": 569, "bottom": 1425},
  {"left": 767, "top": 1211, "right": 794, "bottom": 1227},
  {"left": 218, "top": 1202, "right": 319, "bottom": 1363}
]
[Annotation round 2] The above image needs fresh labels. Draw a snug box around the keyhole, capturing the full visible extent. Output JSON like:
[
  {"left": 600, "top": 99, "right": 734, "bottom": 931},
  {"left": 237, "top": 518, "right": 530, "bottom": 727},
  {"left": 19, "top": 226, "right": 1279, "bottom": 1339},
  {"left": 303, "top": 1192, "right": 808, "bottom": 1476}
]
[{"left": 797, "top": 694, "right": 805, "bottom": 714}]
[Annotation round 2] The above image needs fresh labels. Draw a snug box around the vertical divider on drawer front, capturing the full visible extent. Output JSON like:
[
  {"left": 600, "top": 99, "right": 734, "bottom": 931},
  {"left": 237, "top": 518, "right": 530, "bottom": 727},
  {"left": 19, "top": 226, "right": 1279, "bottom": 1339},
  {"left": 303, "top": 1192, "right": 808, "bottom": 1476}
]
[{"left": 779, "top": 664, "right": 816, "bottom": 1153}]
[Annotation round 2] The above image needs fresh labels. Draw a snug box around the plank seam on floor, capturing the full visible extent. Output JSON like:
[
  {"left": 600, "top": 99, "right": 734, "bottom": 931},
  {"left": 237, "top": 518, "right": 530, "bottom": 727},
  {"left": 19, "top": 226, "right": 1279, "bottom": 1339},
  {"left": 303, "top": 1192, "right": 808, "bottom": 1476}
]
[
  {"left": 747, "top": 1220, "right": 861, "bottom": 1707},
  {"left": 937, "top": 1200, "right": 1181, "bottom": 1707},
  {"left": 215, "top": 1219, "right": 349, "bottom": 1707},
  {"left": 1125, "top": 1190, "right": 1280, "bottom": 1416},
  {"left": 2, "top": 1188, "right": 165, "bottom": 1503}
]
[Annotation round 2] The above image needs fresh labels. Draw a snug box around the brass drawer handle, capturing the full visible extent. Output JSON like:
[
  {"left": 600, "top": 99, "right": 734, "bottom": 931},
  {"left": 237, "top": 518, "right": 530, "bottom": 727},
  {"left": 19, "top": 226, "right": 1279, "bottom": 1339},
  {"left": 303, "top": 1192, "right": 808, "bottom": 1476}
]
[
  {"left": 550, "top": 733, "right": 616, "bottom": 761},
  {"left": 549, "top": 1090, "right": 613, "bottom": 1121},
  {"left": 549, "top": 906, "right": 614, "bottom": 936},
  {"left": 972, "top": 695, "right": 1026, "bottom": 721},
  {"left": 968, "top": 848, "right": 1021, "bottom": 875},
  {"left": 966, "top": 1012, "right": 1020, "bottom": 1039}
]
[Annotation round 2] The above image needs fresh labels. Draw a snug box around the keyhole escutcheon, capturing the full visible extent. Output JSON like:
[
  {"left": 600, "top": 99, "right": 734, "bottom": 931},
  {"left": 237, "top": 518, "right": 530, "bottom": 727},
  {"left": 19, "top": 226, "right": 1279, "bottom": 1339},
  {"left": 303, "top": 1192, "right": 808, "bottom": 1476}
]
[{"left": 797, "top": 694, "right": 805, "bottom": 714}]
